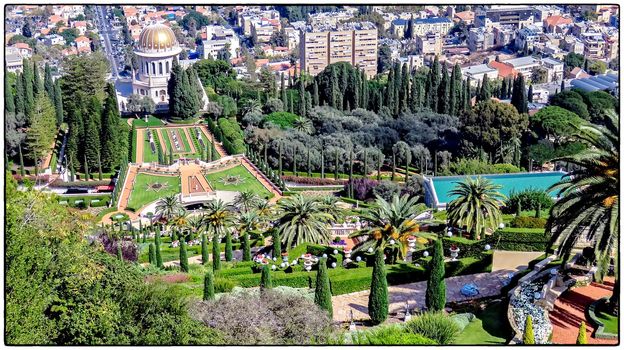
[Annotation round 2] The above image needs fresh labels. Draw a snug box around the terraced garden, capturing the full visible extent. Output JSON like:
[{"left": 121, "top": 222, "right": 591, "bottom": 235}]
[
  {"left": 203, "top": 165, "right": 273, "bottom": 199},
  {"left": 126, "top": 173, "right": 181, "bottom": 211}
]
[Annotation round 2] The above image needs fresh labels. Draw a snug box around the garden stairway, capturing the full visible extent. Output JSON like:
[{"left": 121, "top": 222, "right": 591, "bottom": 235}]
[
  {"left": 118, "top": 165, "right": 139, "bottom": 210},
  {"left": 197, "top": 125, "right": 228, "bottom": 158}
]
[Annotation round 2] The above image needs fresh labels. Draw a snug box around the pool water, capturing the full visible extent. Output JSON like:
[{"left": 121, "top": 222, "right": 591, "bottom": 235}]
[{"left": 430, "top": 171, "right": 567, "bottom": 205}]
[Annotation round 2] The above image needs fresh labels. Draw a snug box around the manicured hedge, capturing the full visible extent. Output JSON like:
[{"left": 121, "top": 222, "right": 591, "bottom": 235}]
[
  {"left": 443, "top": 228, "right": 549, "bottom": 255},
  {"left": 57, "top": 194, "right": 112, "bottom": 208},
  {"left": 509, "top": 216, "right": 547, "bottom": 229}
]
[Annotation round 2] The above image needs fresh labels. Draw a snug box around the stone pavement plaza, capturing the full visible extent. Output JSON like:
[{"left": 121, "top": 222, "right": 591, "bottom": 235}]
[{"left": 332, "top": 270, "right": 513, "bottom": 323}]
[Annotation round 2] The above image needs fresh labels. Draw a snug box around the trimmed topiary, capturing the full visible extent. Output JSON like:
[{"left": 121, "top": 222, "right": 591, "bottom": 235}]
[
  {"left": 242, "top": 233, "right": 251, "bottom": 262},
  {"left": 576, "top": 321, "right": 587, "bottom": 344},
  {"left": 148, "top": 243, "right": 156, "bottom": 265},
  {"left": 180, "top": 240, "right": 189, "bottom": 273},
  {"left": 314, "top": 257, "right": 333, "bottom": 318},
  {"left": 425, "top": 239, "right": 446, "bottom": 311},
  {"left": 155, "top": 227, "right": 163, "bottom": 268},
  {"left": 260, "top": 264, "right": 273, "bottom": 290},
  {"left": 523, "top": 315, "right": 535, "bottom": 344},
  {"left": 368, "top": 248, "right": 388, "bottom": 325},
  {"left": 212, "top": 232, "right": 221, "bottom": 271},
  {"left": 201, "top": 233, "right": 209, "bottom": 265},
  {"left": 225, "top": 232, "right": 233, "bottom": 262},
  {"left": 272, "top": 229, "right": 281, "bottom": 258},
  {"left": 203, "top": 270, "right": 215, "bottom": 301}
]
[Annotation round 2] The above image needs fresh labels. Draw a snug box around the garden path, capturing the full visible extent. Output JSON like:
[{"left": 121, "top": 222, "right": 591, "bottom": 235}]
[
  {"left": 549, "top": 277, "right": 617, "bottom": 344},
  {"left": 197, "top": 125, "right": 227, "bottom": 157},
  {"left": 492, "top": 250, "right": 545, "bottom": 271},
  {"left": 331, "top": 270, "right": 513, "bottom": 323},
  {"left": 135, "top": 128, "right": 144, "bottom": 163}
]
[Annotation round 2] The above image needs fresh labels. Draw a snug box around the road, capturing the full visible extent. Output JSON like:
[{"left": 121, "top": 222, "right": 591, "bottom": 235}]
[{"left": 94, "top": 5, "right": 120, "bottom": 80}]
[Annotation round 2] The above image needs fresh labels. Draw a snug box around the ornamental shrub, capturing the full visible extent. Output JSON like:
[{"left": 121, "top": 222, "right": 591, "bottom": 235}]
[
  {"left": 350, "top": 324, "right": 437, "bottom": 345},
  {"left": 576, "top": 321, "right": 587, "bottom": 344},
  {"left": 148, "top": 243, "right": 156, "bottom": 265},
  {"left": 426, "top": 239, "right": 446, "bottom": 311},
  {"left": 523, "top": 315, "right": 535, "bottom": 344},
  {"left": 368, "top": 249, "right": 388, "bottom": 325},
  {"left": 180, "top": 240, "right": 189, "bottom": 273},
  {"left": 242, "top": 233, "right": 251, "bottom": 261},
  {"left": 314, "top": 257, "right": 333, "bottom": 318},
  {"left": 212, "top": 232, "right": 221, "bottom": 271},
  {"left": 225, "top": 233, "right": 233, "bottom": 262},
  {"left": 509, "top": 216, "right": 547, "bottom": 229},
  {"left": 261, "top": 111, "right": 299, "bottom": 129},
  {"left": 504, "top": 188, "right": 554, "bottom": 214},
  {"left": 203, "top": 270, "right": 215, "bottom": 301},
  {"left": 201, "top": 234, "right": 209, "bottom": 265},
  {"left": 271, "top": 230, "right": 281, "bottom": 258},
  {"left": 155, "top": 228, "right": 163, "bottom": 268},
  {"left": 260, "top": 264, "right": 273, "bottom": 290},
  {"left": 214, "top": 277, "right": 236, "bottom": 293},
  {"left": 117, "top": 243, "right": 123, "bottom": 261},
  {"left": 449, "top": 313, "right": 476, "bottom": 332},
  {"left": 405, "top": 311, "right": 460, "bottom": 344}
]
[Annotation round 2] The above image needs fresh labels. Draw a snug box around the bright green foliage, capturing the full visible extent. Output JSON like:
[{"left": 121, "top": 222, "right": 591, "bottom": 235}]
[
  {"left": 511, "top": 73, "right": 528, "bottom": 114},
  {"left": 314, "top": 257, "right": 333, "bottom": 317},
  {"left": 425, "top": 239, "right": 446, "bottom": 311},
  {"left": 271, "top": 230, "right": 281, "bottom": 257},
  {"left": 523, "top": 315, "right": 535, "bottom": 344},
  {"left": 5, "top": 68, "right": 15, "bottom": 113},
  {"left": 25, "top": 93, "right": 56, "bottom": 164},
  {"left": 262, "top": 111, "right": 299, "bottom": 129},
  {"left": 201, "top": 234, "right": 209, "bottom": 265},
  {"left": 180, "top": 240, "right": 189, "bottom": 273},
  {"left": 576, "top": 321, "right": 587, "bottom": 344},
  {"left": 117, "top": 243, "right": 123, "bottom": 261},
  {"left": 148, "top": 243, "right": 156, "bottom": 265},
  {"left": 260, "top": 264, "right": 273, "bottom": 289},
  {"left": 224, "top": 232, "right": 233, "bottom": 262},
  {"left": 405, "top": 311, "right": 460, "bottom": 344},
  {"left": 203, "top": 270, "right": 215, "bottom": 301},
  {"left": 212, "top": 232, "right": 221, "bottom": 271},
  {"left": 368, "top": 249, "right": 388, "bottom": 325},
  {"left": 447, "top": 176, "right": 506, "bottom": 240},
  {"left": 349, "top": 324, "right": 436, "bottom": 345},
  {"left": 241, "top": 232, "right": 251, "bottom": 261},
  {"left": 155, "top": 228, "right": 163, "bottom": 268},
  {"left": 274, "top": 195, "right": 336, "bottom": 250}
]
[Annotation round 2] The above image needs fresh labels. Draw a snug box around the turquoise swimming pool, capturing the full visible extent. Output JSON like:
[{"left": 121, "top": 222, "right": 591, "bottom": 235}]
[{"left": 426, "top": 171, "right": 567, "bottom": 207}]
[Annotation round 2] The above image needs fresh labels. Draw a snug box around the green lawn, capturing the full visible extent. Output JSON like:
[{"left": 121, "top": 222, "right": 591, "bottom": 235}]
[
  {"left": 195, "top": 127, "right": 221, "bottom": 161},
  {"left": 453, "top": 301, "right": 511, "bottom": 345},
  {"left": 173, "top": 128, "right": 192, "bottom": 153},
  {"left": 204, "top": 165, "right": 273, "bottom": 199},
  {"left": 132, "top": 115, "right": 165, "bottom": 127},
  {"left": 596, "top": 302, "right": 618, "bottom": 334},
  {"left": 142, "top": 129, "right": 160, "bottom": 163},
  {"left": 126, "top": 174, "right": 181, "bottom": 211},
  {"left": 160, "top": 128, "right": 173, "bottom": 153}
]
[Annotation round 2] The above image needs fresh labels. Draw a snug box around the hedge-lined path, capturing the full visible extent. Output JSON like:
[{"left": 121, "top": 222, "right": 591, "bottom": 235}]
[
  {"left": 240, "top": 158, "right": 282, "bottom": 202},
  {"left": 549, "top": 277, "right": 617, "bottom": 344},
  {"left": 182, "top": 127, "right": 197, "bottom": 154},
  {"left": 135, "top": 128, "right": 145, "bottom": 164},
  {"left": 197, "top": 125, "right": 227, "bottom": 158},
  {"left": 100, "top": 165, "right": 140, "bottom": 224},
  {"left": 331, "top": 270, "right": 512, "bottom": 323},
  {"left": 180, "top": 163, "right": 212, "bottom": 196}
]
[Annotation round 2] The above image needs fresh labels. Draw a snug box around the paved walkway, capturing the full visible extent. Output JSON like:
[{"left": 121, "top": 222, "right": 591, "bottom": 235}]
[
  {"left": 332, "top": 270, "right": 512, "bottom": 323},
  {"left": 492, "top": 250, "right": 545, "bottom": 271},
  {"left": 549, "top": 277, "right": 617, "bottom": 344}
]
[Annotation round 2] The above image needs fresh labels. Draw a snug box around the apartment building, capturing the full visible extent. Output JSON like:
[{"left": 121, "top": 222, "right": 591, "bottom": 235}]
[
  {"left": 412, "top": 17, "right": 453, "bottom": 37},
  {"left": 581, "top": 32, "right": 605, "bottom": 59},
  {"left": 299, "top": 22, "right": 377, "bottom": 78},
  {"left": 475, "top": 5, "right": 535, "bottom": 28},
  {"left": 515, "top": 26, "right": 542, "bottom": 51},
  {"left": 502, "top": 56, "right": 540, "bottom": 76},
  {"left": 467, "top": 27, "right": 495, "bottom": 52},
  {"left": 415, "top": 31, "right": 443, "bottom": 56},
  {"left": 202, "top": 25, "right": 240, "bottom": 59}
]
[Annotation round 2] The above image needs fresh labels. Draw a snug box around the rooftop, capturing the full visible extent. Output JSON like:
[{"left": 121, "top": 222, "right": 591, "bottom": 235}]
[
  {"left": 414, "top": 17, "right": 452, "bottom": 25},
  {"left": 503, "top": 56, "right": 539, "bottom": 68},
  {"left": 463, "top": 63, "right": 497, "bottom": 76}
]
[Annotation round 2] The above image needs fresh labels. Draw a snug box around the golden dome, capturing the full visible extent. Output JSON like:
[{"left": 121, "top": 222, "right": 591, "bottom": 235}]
[{"left": 137, "top": 23, "right": 178, "bottom": 52}]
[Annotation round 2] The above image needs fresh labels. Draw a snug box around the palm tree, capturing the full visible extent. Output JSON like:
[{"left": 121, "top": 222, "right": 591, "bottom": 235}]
[
  {"left": 546, "top": 110, "right": 619, "bottom": 315},
  {"left": 447, "top": 176, "right": 506, "bottom": 240},
  {"left": 242, "top": 99, "right": 262, "bottom": 116},
  {"left": 292, "top": 116, "right": 314, "bottom": 134},
  {"left": 155, "top": 194, "right": 182, "bottom": 224},
  {"left": 319, "top": 195, "right": 343, "bottom": 222},
  {"left": 187, "top": 214, "right": 205, "bottom": 239},
  {"left": 350, "top": 194, "right": 427, "bottom": 259},
  {"left": 170, "top": 209, "right": 189, "bottom": 240},
  {"left": 274, "top": 194, "right": 336, "bottom": 249},
  {"left": 233, "top": 190, "right": 261, "bottom": 213},
  {"left": 203, "top": 199, "right": 236, "bottom": 238}
]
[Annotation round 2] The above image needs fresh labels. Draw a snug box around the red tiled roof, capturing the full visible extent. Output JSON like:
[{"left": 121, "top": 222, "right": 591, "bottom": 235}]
[
  {"left": 544, "top": 15, "right": 572, "bottom": 28},
  {"left": 74, "top": 35, "right": 90, "bottom": 42},
  {"left": 488, "top": 60, "right": 518, "bottom": 78}
]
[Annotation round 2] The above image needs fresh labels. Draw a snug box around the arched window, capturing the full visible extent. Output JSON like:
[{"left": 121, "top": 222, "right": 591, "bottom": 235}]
[
  {"left": 166, "top": 61, "right": 170, "bottom": 73},
  {"left": 144, "top": 62, "right": 148, "bottom": 74},
  {"left": 159, "top": 62, "right": 163, "bottom": 75},
  {"left": 140, "top": 89, "right": 145, "bottom": 95}
]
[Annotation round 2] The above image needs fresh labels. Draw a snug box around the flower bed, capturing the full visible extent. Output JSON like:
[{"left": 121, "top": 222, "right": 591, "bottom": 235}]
[{"left": 509, "top": 274, "right": 552, "bottom": 344}]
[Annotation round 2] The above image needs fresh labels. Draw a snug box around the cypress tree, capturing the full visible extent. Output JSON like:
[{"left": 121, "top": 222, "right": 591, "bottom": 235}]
[
  {"left": 293, "top": 145, "right": 297, "bottom": 175},
  {"left": 84, "top": 97, "right": 102, "bottom": 169},
  {"left": 576, "top": 321, "right": 587, "bottom": 344},
  {"left": 298, "top": 77, "right": 306, "bottom": 117},
  {"left": 320, "top": 145, "right": 325, "bottom": 178},
  {"left": 100, "top": 83, "right": 121, "bottom": 170},
  {"left": 430, "top": 55, "right": 441, "bottom": 111},
  {"left": 278, "top": 142, "right": 283, "bottom": 176},
  {"left": 523, "top": 315, "right": 535, "bottom": 344},
  {"left": 314, "top": 257, "right": 333, "bottom": 317},
  {"left": 33, "top": 63, "right": 42, "bottom": 96},
  {"left": 169, "top": 148, "right": 174, "bottom": 165},
  {"left": 535, "top": 202, "right": 541, "bottom": 218},
  {"left": 22, "top": 59, "right": 34, "bottom": 117},
  {"left": 305, "top": 91, "right": 312, "bottom": 118},
  {"left": 17, "top": 143, "right": 24, "bottom": 177},
  {"left": 501, "top": 77, "right": 508, "bottom": 99},
  {"left": 203, "top": 270, "right": 215, "bottom": 301},
  {"left": 368, "top": 249, "right": 388, "bottom": 325},
  {"left": 260, "top": 264, "right": 273, "bottom": 290},
  {"left": 516, "top": 201, "right": 522, "bottom": 216},
  {"left": 212, "top": 231, "right": 221, "bottom": 271},
  {"left": 117, "top": 243, "right": 123, "bottom": 261},
  {"left": 313, "top": 80, "right": 319, "bottom": 106},
  {"left": 438, "top": 62, "right": 450, "bottom": 114},
  {"left": 527, "top": 84, "right": 533, "bottom": 103},
  {"left": 409, "top": 73, "right": 418, "bottom": 112},
  {"left": 225, "top": 232, "right": 233, "bottom": 262},
  {"left": 155, "top": 227, "right": 163, "bottom": 268},
  {"left": 43, "top": 63, "right": 54, "bottom": 99},
  {"left": 307, "top": 147, "right": 311, "bottom": 177},
  {"left": 14, "top": 73, "right": 25, "bottom": 116},
  {"left": 271, "top": 229, "right": 281, "bottom": 258},
  {"left": 334, "top": 148, "right": 339, "bottom": 180},
  {"left": 242, "top": 232, "right": 251, "bottom": 261},
  {"left": 5, "top": 69, "right": 15, "bottom": 114},
  {"left": 201, "top": 233, "right": 209, "bottom": 265},
  {"left": 511, "top": 74, "right": 528, "bottom": 114},
  {"left": 425, "top": 239, "right": 446, "bottom": 311},
  {"left": 560, "top": 79, "right": 565, "bottom": 92},
  {"left": 348, "top": 149, "right": 354, "bottom": 198},
  {"left": 180, "top": 240, "right": 189, "bottom": 272},
  {"left": 391, "top": 151, "right": 396, "bottom": 181},
  {"left": 449, "top": 63, "right": 462, "bottom": 115},
  {"left": 464, "top": 77, "right": 471, "bottom": 111},
  {"left": 83, "top": 155, "right": 89, "bottom": 181},
  {"left": 53, "top": 79, "right": 63, "bottom": 126},
  {"left": 148, "top": 243, "right": 156, "bottom": 264},
  {"left": 377, "top": 150, "right": 382, "bottom": 181},
  {"left": 363, "top": 148, "right": 368, "bottom": 178},
  {"left": 478, "top": 74, "right": 491, "bottom": 102}
]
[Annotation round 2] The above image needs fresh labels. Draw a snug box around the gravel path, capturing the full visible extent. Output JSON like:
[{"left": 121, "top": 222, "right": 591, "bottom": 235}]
[{"left": 549, "top": 277, "right": 617, "bottom": 344}]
